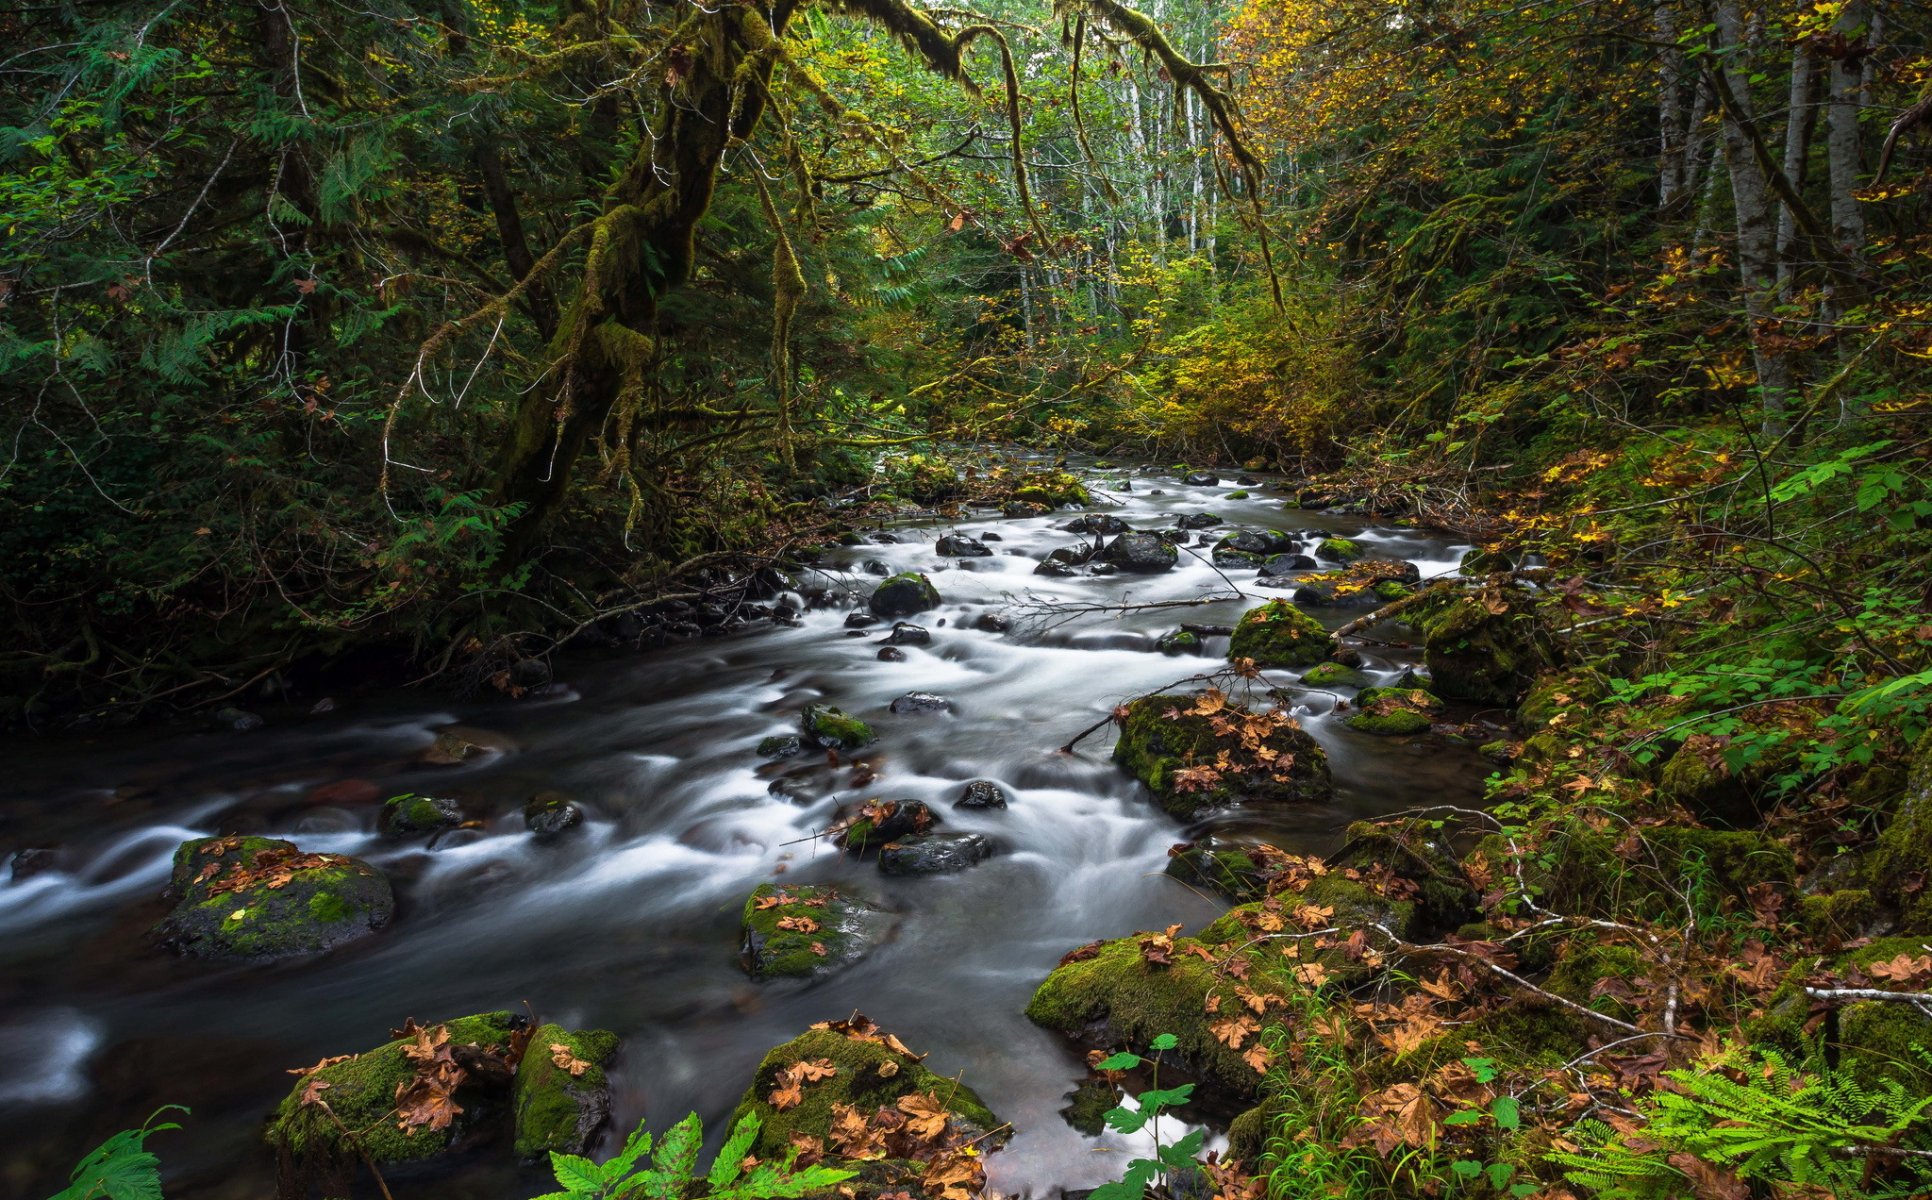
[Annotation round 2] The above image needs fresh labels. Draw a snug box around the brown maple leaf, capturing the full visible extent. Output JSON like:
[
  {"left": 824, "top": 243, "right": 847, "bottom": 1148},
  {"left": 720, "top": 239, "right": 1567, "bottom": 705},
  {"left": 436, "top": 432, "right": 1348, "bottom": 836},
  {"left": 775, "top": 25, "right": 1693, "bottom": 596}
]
[
  {"left": 898, "top": 1091, "right": 951, "bottom": 1141},
  {"left": 777, "top": 915, "right": 821, "bottom": 933},
  {"left": 922, "top": 1150, "right": 984, "bottom": 1200},
  {"left": 550, "top": 1043, "right": 592, "bottom": 1077},
  {"left": 1211, "top": 1015, "right": 1260, "bottom": 1049}
]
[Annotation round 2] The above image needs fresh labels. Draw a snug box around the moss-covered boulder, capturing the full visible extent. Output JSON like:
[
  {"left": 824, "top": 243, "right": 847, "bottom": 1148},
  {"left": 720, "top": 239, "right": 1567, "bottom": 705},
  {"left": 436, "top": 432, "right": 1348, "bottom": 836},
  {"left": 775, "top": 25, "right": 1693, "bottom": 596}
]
[
  {"left": 740, "top": 883, "right": 895, "bottom": 979},
  {"left": 1028, "top": 877, "right": 1412, "bottom": 1099},
  {"left": 1010, "top": 471, "right": 1091, "bottom": 509},
  {"left": 1329, "top": 820, "right": 1476, "bottom": 929},
  {"left": 1345, "top": 708, "right": 1432, "bottom": 736},
  {"left": 155, "top": 836, "right": 394, "bottom": 960},
  {"left": 1113, "top": 692, "right": 1332, "bottom": 818},
  {"left": 379, "top": 792, "right": 463, "bottom": 837},
  {"left": 832, "top": 798, "right": 938, "bottom": 853},
  {"left": 513, "top": 1024, "right": 619, "bottom": 1161},
  {"left": 868, "top": 573, "right": 942, "bottom": 619},
  {"left": 1413, "top": 587, "right": 1550, "bottom": 705},
  {"left": 1466, "top": 823, "right": 1794, "bottom": 922},
  {"left": 730, "top": 1026, "right": 1001, "bottom": 1159},
  {"left": 1164, "top": 839, "right": 1269, "bottom": 901},
  {"left": 1155, "top": 629, "right": 1202, "bottom": 655},
  {"left": 1357, "top": 685, "right": 1442, "bottom": 710},
  {"left": 268, "top": 1011, "right": 525, "bottom": 1179},
  {"left": 1315, "top": 537, "right": 1363, "bottom": 562},
  {"left": 1656, "top": 732, "right": 1807, "bottom": 828},
  {"left": 1227, "top": 600, "right": 1336, "bottom": 668},
  {"left": 1301, "top": 662, "right": 1369, "bottom": 688},
  {"left": 1346, "top": 686, "right": 1440, "bottom": 737},
  {"left": 1515, "top": 669, "right": 1608, "bottom": 732},
  {"left": 803, "top": 703, "right": 876, "bottom": 751}
]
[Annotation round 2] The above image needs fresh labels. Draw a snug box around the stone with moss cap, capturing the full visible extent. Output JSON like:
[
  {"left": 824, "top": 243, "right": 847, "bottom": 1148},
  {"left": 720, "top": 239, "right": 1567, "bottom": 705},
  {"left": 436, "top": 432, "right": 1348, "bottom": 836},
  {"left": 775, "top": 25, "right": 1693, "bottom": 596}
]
[
  {"left": 1226, "top": 599, "right": 1336, "bottom": 668},
  {"left": 1027, "top": 877, "right": 1413, "bottom": 1099},
  {"left": 1163, "top": 839, "right": 1267, "bottom": 901},
  {"left": 740, "top": 882, "right": 895, "bottom": 979},
  {"left": 1300, "top": 661, "right": 1369, "bottom": 688},
  {"left": 1861, "top": 729, "right": 1932, "bottom": 931},
  {"left": 379, "top": 792, "right": 463, "bottom": 837},
  {"left": 802, "top": 703, "right": 876, "bottom": 750},
  {"left": 1412, "top": 587, "right": 1550, "bottom": 706},
  {"left": 267, "top": 1010, "right": 525, "bottom": 1176},
  {"left": 1112, "top": 692, "right": 1332, "bottom": 818},
  {"left": 1345, "top": 708, "right": 1432, "bottom": 736},
  {"left": 1314, "top": 537, "right": 1363, "bottom": 562},
  {"left": 868, "top": 572, "right": 942, "bottom": 619},
  {"left": 513, "top": 1023, "right": 619, "bottom": 1161},
  {"left": 155, "top": 835, "right": 394, "bottom": 961},
  {"left": 1009, "top": 471, "right": 1091, "bottom": 509},
  {"left": 729, "top": 1026, "right": 1003, "bottom": 1159}
]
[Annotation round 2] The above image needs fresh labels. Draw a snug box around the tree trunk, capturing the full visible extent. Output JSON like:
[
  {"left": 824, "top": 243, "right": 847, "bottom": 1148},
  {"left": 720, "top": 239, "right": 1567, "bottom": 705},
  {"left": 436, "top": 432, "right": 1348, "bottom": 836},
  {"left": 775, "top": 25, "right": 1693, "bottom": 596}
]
[
  {"left": 1775, "top": 44, "right": 1816, "bottom": 298},
  {"left": 1712, "top": 0, "right": 1793, "bottom": 439},
  {"left": 1825, "top": 0, "right": 1869, "bottom": 258}
]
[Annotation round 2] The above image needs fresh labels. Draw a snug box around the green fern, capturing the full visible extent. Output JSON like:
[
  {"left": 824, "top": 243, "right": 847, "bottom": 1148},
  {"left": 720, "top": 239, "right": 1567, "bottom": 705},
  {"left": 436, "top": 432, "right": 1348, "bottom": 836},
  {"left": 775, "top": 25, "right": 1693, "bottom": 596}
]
[
  {"left": 1550, "top": 1046, "right": 1932, "bottom": 1197},
  {"left": 532, "top": 1111, "right": 856, "bottom": 1200}
]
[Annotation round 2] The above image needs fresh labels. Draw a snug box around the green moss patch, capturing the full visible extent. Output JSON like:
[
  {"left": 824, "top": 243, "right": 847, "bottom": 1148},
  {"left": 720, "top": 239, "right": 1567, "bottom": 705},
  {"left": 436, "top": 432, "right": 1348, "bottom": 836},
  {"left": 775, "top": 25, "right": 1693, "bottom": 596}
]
[
  {"left": 803, "top": 703, "right": 876, "bottom": 750},
  {"left": 513, "top": 1023, "right": 619, "bottom": 1161},
  {"left": 155, "top": 836, "right": 393, "bottom": 961},
  {"left": 740, "top": 883, "right": 894, "bottom": 979},
  {"left": 1113, "top": 692, "right": 1332, "bottom": 818},
  {"left": 1227, "top": 600, "right": 1336, "bottom": 668}
]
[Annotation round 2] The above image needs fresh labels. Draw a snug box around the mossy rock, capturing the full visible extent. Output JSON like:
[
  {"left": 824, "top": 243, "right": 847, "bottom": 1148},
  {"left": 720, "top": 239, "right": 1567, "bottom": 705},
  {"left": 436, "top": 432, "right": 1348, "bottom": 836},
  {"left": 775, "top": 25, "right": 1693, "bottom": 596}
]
[
  {"left": 740, "top": 883, "right": 894, "bottom": 979},
  {"left": 1226, "top": 490, "right": 1251, "bottom": 500},
  {"left": 513, "top": 1023, "right": 619, "bottom": 1161},
  {"left": 1515, "top": 669, "right": 1608, "bottom": 732},
  {"left": 1796, "top": 888, "right": 1883, "bottom": 942},
  {"left": 1010, "top": 472, "right": 1091, "bottom": 509},
  {"left": 268, "top": 1011, "right": 524, "bottom": 1171},
  {"left": 1467, "top": 823, "right": 1794, "bottom": 922},
  {"left": 1412, "top": 588, "right": 1550, "bottom": 706},
  {"left": 1030, "top": 878, "right": 1411, "bottom": 1100},
  {"left": 1367, "top": 999, "right": 1593, "bottom": 1086},
  {"left": 1330, "top": 820, "right": 1476, "bottom": 929},
  {"left": 1164, "top": 840, "right": 1267, "bottom": 901},
  {"left": 758, "top": 734, "right": 805, "bottom": 758},
  {"left": 1227, "top": 600, "right": 1336, "bottom": 668},
  {"left": 729, "top": 1027, "right": 1001, "bottom": 1159},
  {"left": 803, "top": 704, "right": 876, "bottom": 751},
  {"left": 1372, "top": 580, "right": 1413, "bottom": 601},
  {"left": 1301, "top": 662, "right": 1369, "bottom": 688},
  {"left": 1155, "top": 629, "right": 1202, "bottom": 655},
  {"left": 1656, "top": 734, "right": 1808, "bottom": 828},
  {"left": 1460, "top": 546, "right": 1516, "bottom": 574},
  {"left": 868, "top": 572, "right": 942, "bottom": 619},
  {"left": 1315, "top": 537, "right": 1363, "bottom": 562},
  {"left": 155, "top": 836, "right": 393, "bottom": 961},
  {"left": 1346, "top": 709, "right": 1432, "bottom": 736},
  {"left": 1544, "top": 942, "right": 1649, "bottom": 1023},
  {"left": 1112, "top": 692, "right": 1332, "bottom": 819},
  {"left": 1356, "top": 686, "right": 1442, "bottom": 711},
  {"left": 379, "top": 793, "right": 463, "bottom": 837}
]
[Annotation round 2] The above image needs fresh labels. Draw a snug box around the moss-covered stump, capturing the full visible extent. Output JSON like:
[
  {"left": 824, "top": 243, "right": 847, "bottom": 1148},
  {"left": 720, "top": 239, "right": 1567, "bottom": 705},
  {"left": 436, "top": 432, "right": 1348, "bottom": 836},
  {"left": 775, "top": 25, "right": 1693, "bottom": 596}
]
[
  {"left": 379, "top": 792, "right": 463, "bottom": 837},
  {"left": 155, "top": 836, "right": 394, "bottom": 960},
  {"left": 1113, "top": 692, "right": 1332, "bottom": 819},
  {"left": 1029, "top": 877, "right": 1411, "bottom": 1100},
  {"left": 868, "top": 572, "right": 941, "bottom": 619},
  {"left": 729, "top": 1025, "right": 1002, "bottom": 1159},
  {"left": 740, "top": 883, "right": 894, "bottom": 979},
  {"left": 1226, "top": 600, "right": 1336, "bottom": 668},
  {"left": 1009, "top": 471, "right": 1091, "bottom": 509},
  {"left": 1328, "top": 820, "right": 1476, "bottom": 929},
  {"left": 1413, "top": 587, "right": 1549, "bottom": 705},
  {"left": 1863, "top": 729, "right": 1932, "bottom": 931},
  {"left": 268, "top": 1011, "right": 524, "bottom": 1180},
  {"left": 803, "top": 703, "right": 876, "bottom": 751},
  {"left": 513, "top": 1024, "right": 619, "bottom": 1161}
]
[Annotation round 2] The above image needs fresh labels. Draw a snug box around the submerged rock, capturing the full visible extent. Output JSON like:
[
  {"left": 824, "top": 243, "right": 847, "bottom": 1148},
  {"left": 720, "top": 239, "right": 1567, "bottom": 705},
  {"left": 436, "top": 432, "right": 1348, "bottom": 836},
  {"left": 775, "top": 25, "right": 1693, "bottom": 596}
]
[
  {"left": 878, "top": 832, "right": 994, "bottom": 876},
  {"left": 1226, "top": 600, "right": 1337, "bottom": 667},
  {"left": 880, "top": 623, "right": 932, "bottom": 647},
  {"left": 1155, "top": 629, "right": 1203, "bottom": 655},
  {"left": 740, "top": 883, "right": 894, "bottom": 979},
  {"left": 418, "top": 724, "right": 515, "bottom": 765},
  {"left": 523, "top": 791, "right": 584, "bottom": 838},
  {"left": 157, "top": 835, "right": 393, "bottom": 960},
  {"left": 513, "top": 1023, "right": 619, "bottom": 1161},
  {"left": 1182, "top": 471, "right": 1220, "bottom": 485},
  {"left": 1113, "top": 692, "right": 1332, "bottom": 818},
  {"left": 1098, "top": 531, "right": 1178, "bottom": 573},
  {"left": 869, "top": 573, "right": 941, "bottom": 618},
  {"left": 1065, "top": 514, "right": 1130, "bottom": 536},
  {"left": 877, "top": 646, "right": 907, "bottom": 662},
  {"left": 803, "top": 703, "right": 876, "bottom": 750},
  {"left": 758, "top": 734, "right": 805, "bottom": 758},
  {"left": 956, "top": 780, "right": 1010, "bottom": 810},
  {"left": 888, "top": 692, "right": 955, "bottom": 716},
  {"left": 379, "top": 793, "right": 463, "bottom": 838}
]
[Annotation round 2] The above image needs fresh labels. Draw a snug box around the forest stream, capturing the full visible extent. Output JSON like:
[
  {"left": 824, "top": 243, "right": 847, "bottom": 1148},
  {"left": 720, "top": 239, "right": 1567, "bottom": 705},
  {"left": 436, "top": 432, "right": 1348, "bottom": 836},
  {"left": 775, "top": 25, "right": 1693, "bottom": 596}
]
[{"left": 0, "top": 469, "right": 1491, "bottom": 1198}]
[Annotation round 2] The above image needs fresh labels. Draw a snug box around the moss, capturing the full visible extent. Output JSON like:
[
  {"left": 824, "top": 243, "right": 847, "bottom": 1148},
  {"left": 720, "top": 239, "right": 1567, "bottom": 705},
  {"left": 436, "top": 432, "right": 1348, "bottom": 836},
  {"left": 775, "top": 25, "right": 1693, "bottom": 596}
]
[
  {"left": 1516, "top": 670, "right": 1607, "bottom": 732},
  {"left": 868, "top": 572, "right": 941, "bottom": 618},
  {"left": 1356, "top": 686, "right": 1441, "bottom": 711},
  {"left": 1316, "top": 537, "right": 1363, "bottom": 561},
  {"left": 1545, "top": 942, "right": 1648, "bottom": 1023},
  {"left": 740, "top": 883, "right": 890, "bottom": 978},
  {"left": 1112, "top": 692, "right": 1332, "bottom": 818},
  {"left": 1656, "top": 740, "right": 1801, "bottom": 829},
  {"left": 802, "top": 704, "right": 876, "bottom": 750},
  {"left": 729, "top": 1028, "right": 999, "bottom": 1158},
  {"left": 1300, "top": 662, "right": 1369, "bottom": 688},
  {"left": 380, "top": 793, "right": 462, "bottom": 837},
  {"left": 1164, "top": 842, "right": 1265, "bottom": 901},
  {"left": 1010, "top": 471, "right": 1090, "bottom": 508},
  {"left": 1860, "top": 729, "right": 1932, "bottom": 931},
  {"left": 1226, "top": 1097, "right": 1289, "bottom": 1165},
  {"left": 1460, "top": 546, "right": 1517, "bottom": 574},
  {"left": 268, "top": 1011, "right": 523, "bottom": 1166},
  {"left": 1413, "top": 589, "right": 1548, "bottom": 706},
  {"left": 1059, "top": 1078, "right": 1120, "bottom": 1137},
  {"left": 1373, "top": 580, "right": 1413, "bottom": 601},
  {"left": 1796, "top": 889, "right": 1881, "bottom": 941},
  {"left": 1199, "top": 877, "right": 1418, "bottom": 949},
  {"left": 1346, "top": 709, "right": 1431, "bottom": 736},
  {"left": 156, "top": 836, "right": 393, "bottom": 960},
  {"left": 1156, "top": 630, "right": 1202, "bottom": 655},
  {"left": 1227, "top": 490, "right": 1251, "bottom": 499},
  {"left": 1371, "top": 1001, "right": 1591, "bottom": 1086},
  {"left": 513, "top": 1023, "right": 619, "bottom": 1161},
  {"left": 1332, "top": 820, "right": 1475, "bottom": 929},
  {"left": 1227, "top": 600, "right": 1336, "bottom": 668}
]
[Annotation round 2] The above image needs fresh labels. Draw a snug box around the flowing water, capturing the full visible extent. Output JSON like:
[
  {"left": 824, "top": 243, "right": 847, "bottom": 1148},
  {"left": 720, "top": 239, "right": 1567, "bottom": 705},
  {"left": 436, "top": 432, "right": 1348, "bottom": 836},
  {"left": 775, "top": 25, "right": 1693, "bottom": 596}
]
[{"left": 0, "top": 470, "right": 1497, "bottom": 1198}]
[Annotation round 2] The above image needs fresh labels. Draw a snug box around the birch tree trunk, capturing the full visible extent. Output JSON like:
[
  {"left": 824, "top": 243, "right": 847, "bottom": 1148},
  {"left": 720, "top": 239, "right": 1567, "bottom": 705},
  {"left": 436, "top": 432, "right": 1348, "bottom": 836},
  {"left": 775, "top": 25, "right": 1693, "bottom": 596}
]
[
  {"left": 1776, "top": 44, "right": 1816, "bottom": 298},
  {"left": 1826, "top": 0, "right": 1869, "bottom": 258}
]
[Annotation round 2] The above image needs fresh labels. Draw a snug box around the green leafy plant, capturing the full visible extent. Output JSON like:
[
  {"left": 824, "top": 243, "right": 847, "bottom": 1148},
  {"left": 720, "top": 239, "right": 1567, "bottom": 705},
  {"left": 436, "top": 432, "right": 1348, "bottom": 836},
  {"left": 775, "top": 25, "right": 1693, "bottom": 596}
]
[
  {"left": 48, "top": 1106, "right": 185, "bottom": 1200},
  {"left": 1090, "top": 1033, "right": 1207, "bottom": 1200},
  {"left": 1442, "top": 1059, "right": 1536, "bottom": 1196},
  {"left": 1550, "top": 1045, "right": 1932, "bottom": 1197},
  {"left": 535, "top": 1110, "right": 854, "bottom": 1200}
]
